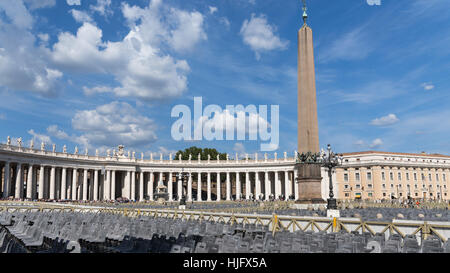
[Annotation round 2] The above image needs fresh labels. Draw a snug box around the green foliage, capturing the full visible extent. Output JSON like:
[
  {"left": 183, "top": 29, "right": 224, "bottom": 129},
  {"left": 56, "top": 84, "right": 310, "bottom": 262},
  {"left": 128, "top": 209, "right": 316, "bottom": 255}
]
[{"left": 174, "top": 146, "right": 227, "bottom": 160}]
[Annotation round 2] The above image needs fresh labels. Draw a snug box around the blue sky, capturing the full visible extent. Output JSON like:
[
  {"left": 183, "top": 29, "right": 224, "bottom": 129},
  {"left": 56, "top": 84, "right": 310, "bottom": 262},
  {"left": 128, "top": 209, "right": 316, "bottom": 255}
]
[{"left": 0, "top": 0, "right": 449, "bottom": 157}]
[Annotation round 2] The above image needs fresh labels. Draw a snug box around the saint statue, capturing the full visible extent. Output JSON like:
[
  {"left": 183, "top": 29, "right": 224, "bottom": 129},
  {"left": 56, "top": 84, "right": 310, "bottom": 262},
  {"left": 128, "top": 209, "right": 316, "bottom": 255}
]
[
  {"left": 63, "top": 145, "right": 67, "bottom": 153},
  {"left": 30, "top": 139, "right": 34, "bottom": 149},
  {"left": 41, "top": 142, "right": 45, "bottom": 151},
  {"left": 7, "top": 136, "right": 11, "bottom": 146}
]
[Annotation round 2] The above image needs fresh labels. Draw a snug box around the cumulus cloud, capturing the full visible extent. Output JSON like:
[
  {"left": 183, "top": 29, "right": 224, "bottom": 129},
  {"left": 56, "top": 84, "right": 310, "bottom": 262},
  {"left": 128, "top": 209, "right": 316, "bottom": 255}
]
[
  {"left": 70, "top": 9, "right": 94, "bottom": 23},
  {"left": 90, "top": 0, "right": 112, "bottom": 17},
  {"left": 28, "top": 129, "right": 53, "bottom": 145},
  {"left": 233, "top": 143, "right": 246, "bottom": 157},
  {"left": 51, "top": 1, "right": 206, "bottom": 101},
  {"left": 240, "top": 14, "right": 288, "bottom": 60},
  {"left": 24, "top": 0, "right": 56, "bottom": 10},
  {"left": 65, "top": 102, "right": 158, "bottom": 149},
  {"left": 66, "top": 0, "right": 81, "bottom": 6},
  {"left": 370, "top": 114, "right": 399, "bottom": 126},
  {"left": 369, "top": 138, "right": 383, "bottom": 148}
]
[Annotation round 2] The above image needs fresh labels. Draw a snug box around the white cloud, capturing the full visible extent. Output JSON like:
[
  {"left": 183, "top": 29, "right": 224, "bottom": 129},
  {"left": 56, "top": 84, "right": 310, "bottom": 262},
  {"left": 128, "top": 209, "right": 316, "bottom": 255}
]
[
  {"left": 67, "top": 102, "right": 158, "bottom": 149},
  {"left": 0, "top": 1, "right": 33, "bottom": 29},
  {"left": 421, "top": 82, "right": 435, "bottom": 91},
  {"left": 82, "top": 85, "right": 113, "bottom": 96},
  {"left": 233, "top": 143, "right": 246, "bottom": 156},
  {"left": 240, "top": 14, "right": 288, "bottom": 60},
  {"left": 66, "top": 0, "right": 81, "bottom": 6},
  {"left": 24, "top": 0, "right": 55, "bottom": 10},
  {"left": 70, "top": 9, "right": 94, "bottom": 23},
  {"left": 370, "top": 114, "right": 399, "bottom": 126},
  {"left": 369, "top": 138, "right": 383, "bottom": 148},
  {"left": 28, "top": 129, "right": 53, "bottom": 145},
  {"left": 209, "top": 6, "right": 218, "bottom": 15},
  {"left": 90, "top": 0, "right": 112, "bottom": 16},
  {"left": 220, "top": 17, "right": 231, "bottom": 29},
  {"left": 51, "top": 0, "right": 206, "bottom": 101}
]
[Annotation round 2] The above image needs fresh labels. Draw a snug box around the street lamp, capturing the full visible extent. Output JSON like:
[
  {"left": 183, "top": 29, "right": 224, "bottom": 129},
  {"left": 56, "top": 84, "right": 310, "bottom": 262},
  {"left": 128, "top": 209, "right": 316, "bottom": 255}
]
[
  {"left": 321, "top": 144, "right": 344, "bottom": 210},
  {"left": 177, "top": 168, "right": 191, "bottom": 205}
]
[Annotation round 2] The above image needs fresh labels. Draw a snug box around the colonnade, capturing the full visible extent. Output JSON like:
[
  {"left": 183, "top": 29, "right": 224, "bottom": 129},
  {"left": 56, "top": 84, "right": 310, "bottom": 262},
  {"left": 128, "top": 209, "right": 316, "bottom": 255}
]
[{"left": 0, "top": 161, "right": 299, "bottom": 201}]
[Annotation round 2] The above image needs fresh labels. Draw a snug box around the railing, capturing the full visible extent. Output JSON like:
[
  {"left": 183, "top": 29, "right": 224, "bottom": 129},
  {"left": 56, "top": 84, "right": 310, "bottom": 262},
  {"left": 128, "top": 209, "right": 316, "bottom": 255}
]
[{"left": 1, "top": 202, "right": 449, "bottom": 244}]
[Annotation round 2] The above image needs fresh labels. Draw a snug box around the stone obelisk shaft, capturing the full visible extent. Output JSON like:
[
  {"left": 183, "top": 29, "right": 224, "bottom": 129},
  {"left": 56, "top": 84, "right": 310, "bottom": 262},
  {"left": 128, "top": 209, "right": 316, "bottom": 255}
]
[
  {"left": 298, "top": 24, "right": 319, "bottom": 154},
  {"left": 296, "top": 23, "right": 324, "bottom": 204}
]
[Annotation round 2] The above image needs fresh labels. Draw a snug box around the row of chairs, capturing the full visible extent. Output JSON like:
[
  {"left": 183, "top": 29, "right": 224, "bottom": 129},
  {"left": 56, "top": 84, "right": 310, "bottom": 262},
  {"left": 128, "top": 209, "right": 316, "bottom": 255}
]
[{"left": 1, "top": 210, "right": 450, "bottom": 253}]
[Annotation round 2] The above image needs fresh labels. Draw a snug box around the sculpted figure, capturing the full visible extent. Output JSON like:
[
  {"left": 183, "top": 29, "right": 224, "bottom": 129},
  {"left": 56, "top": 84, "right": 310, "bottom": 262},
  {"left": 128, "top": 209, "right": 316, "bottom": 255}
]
[
  {"left": 30, "top": 139, "right": 34, "bottom": 149},
  {"left": 7, "top": 136, "right": 11, "bottom": 146},
  {"left": 96, "top": 149, "right": 99, "bottom": 156},
  {"left": 63, "top": 145, "right": 67, "bottom": 153},
  {"left": 52, "top": 144, "right": 56, "bottom": 153},
  {"left": 106, "top": 149, "right": 110, "bottom": 157},
  {"left": 17, "top": 137, "right": 22, "bottom": 148},
  {"left": 41, "top": 142, "right": 45, "bottom": 151},
  {"left": 85, "top": 148, "right": 88, "bottom": 155},
  {"left": 74, "top": 146, "right": 78, "bottom": 154}
]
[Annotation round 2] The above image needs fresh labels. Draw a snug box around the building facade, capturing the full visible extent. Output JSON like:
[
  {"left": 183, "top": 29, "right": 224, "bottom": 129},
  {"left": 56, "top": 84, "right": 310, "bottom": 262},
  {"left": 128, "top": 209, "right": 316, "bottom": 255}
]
[
  {"left": 1, "top": 142, "right": 448, "bottom": 202},
  {"left": 337, "top": 151, "right": 450, "bottom": 201}
]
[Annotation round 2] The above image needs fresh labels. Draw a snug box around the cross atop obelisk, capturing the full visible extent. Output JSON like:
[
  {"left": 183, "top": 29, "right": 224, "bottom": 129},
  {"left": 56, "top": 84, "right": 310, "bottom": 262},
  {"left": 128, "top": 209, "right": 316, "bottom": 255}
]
[{"left": 298, "top": 0, "right": 319, "bottom": 154}]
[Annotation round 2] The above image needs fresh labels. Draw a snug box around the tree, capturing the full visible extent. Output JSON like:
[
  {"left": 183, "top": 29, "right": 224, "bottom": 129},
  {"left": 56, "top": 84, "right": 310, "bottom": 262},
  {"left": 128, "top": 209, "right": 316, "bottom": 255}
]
[{"left": 174, "top": 146, "right": 227, "bottom": 161}]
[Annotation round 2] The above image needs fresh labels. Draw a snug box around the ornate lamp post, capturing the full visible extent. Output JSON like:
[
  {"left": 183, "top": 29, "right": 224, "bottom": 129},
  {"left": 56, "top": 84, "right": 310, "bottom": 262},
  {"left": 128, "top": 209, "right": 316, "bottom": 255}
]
[
  {"left": 177, "top": 168, "right": 191, "bottom": 205},
  {"left": 321, "top": 144, "right": 343, "bottom": 210},
  {"left": 296, "top": 144, "right": 343, "bottom": 210}
]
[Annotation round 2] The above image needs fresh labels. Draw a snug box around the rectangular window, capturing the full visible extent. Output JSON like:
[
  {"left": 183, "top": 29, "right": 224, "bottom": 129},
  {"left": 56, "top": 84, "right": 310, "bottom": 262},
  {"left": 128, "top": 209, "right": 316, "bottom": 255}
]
[
  {"left": 356, "top": 184, "right": 361, "bottom": 189},
  {"left": 382, "top": 184, "right": 386, "bottom": 189},
  {"left": 382, "top": 172, "right": 386, "bottom": 181},
  {"left": 415, "top": 184, "right": 418, "bottom": 189},
  {"left": 429, "top": 174, "right": 432, "bottom": 181},
  {"left": 344, "top": 184, "right": 349, "bottom": 189},
  {"left": 355, "top": 173, "right": 360, "bottom": 181},
  {"left": 368, "top": 193, "right": 373, "bottom": 197},
  {"left": 390, "top": 184, "right": 394, "bottom": 188},
  {"left": 436, "top": 174, "right": 439, "bottom": 181},
  {"left": 367, "top": 172, "right": 372, "bottom": 180},
  {"left": 345, "top": 193, "right": 349, "bottom": 197},
  {"left": 368, "top": 184, "right": 373, "bottom": 189},
  {"left": 422, "top": 174, "right": 425, "bottom": 181},
  {"left": 390, "top": 173, "right": 394, "bottom": 180},
  {"left": 414, "top": 173, "right": 417, "bottom": 181},
  {"left": 406, "top": 173, "right": 410, "bottom": 181},
  {"left": 443, "top": 174, "right": 446, "bottom": 182},
  {"left": 415, "top": 193, "right": 418, "bottom": 197},
  {"left": 344, "top": 173, "right": 348, "bottom": 182},
  {"left": 383, "top": 193, "right": 386, "bottom": 197},
  {"left": 398, "top": 173, "right": 402, "bottom": 181}
]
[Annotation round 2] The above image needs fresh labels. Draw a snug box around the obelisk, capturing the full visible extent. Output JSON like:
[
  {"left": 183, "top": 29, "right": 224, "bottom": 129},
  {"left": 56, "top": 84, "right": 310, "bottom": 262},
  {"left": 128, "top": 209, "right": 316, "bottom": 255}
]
[{"left": 296, "top": 1, "right": 324, "bottom": 204}]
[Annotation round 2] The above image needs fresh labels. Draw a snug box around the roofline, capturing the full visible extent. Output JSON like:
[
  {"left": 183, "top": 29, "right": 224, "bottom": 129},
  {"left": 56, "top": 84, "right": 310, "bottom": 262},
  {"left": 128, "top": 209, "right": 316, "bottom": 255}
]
[{"left": 342, "top": 151, "right": 450, "bottom": 159}]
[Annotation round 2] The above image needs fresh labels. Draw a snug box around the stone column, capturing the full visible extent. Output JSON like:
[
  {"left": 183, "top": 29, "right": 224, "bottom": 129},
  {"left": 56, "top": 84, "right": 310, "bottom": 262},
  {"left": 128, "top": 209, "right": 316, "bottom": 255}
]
[
  {"left": 93, "top": 169, "right": 99, "bottom": 201},
  {"left": 105, "top": 170, "right": 110, "bottom": 201},
  {"left": 245, "top": 172, "right": 250, "bottom": 200},
  {"left": 55, "top": 168, "right": 61, "bottom": 199},
  {"left": 131, "top": 171, "right": 136, "bottom": 201},
  {"left": 256, "top": 172, "right": 261, "bottom": 200},
  {"left": 2, "top": 162, "right": 10, "bottom": 198},
  {"left": 139, "top": 172, "right": 144, "bottom": 201},
  {"left": 71, "top": 168, "right": 78, "bottom": 200},
  {"left": 226, "top": 172, "right": 231, "bottom": 201},
  {"left": 177, "top": 173, "right": 182, "bottom": 200},
  {"left": 83, "top": 169, "right": 88, "bottom": 201},
  {"left": 236, "top": 172, "right": 241, "bottom": 200},
  {"left": 149, "top": 172, "right": 154, "bottom": 201},
  {"left": 26, "top": 165, "right": 33, "bottom": 199},
  {"left": 207, "top": 172, "right": 211, "bottom": 201},
  {"left": 265, "top": 171, "right": 270, "bottom": 201},
  {"left": 61, "top": 168, "right": 67, "bottom": 200},
  {"left": 216, "top": 172, "right": 221, "bottom": 201},
  {"left": 294, "top": 169, "right": 299, "bottom": 200},
  {"left": 168, "top": 172, "right": 173, "bottom": 201},
  {"left": 285, "top": 171, "right": 291, "bottom": 199},
  {"left": 50, "top": 166, "right": 56, "bottom": 200},
  {"left": 197, "top": 172, "right": 202, "bottom": 202},
  {"left": 111, "top": 170, "right": 116, "bottom": 200},
  {"left": 187, "top": 172, "right": 192, "bottom": 202},
  {"left": 38, "top": 166, "right": 45, "bottom": 199},
  {"left": 31, "top": 167, "right": 37, "bottom": 199},
  {"left": 275, "top": 171, "right": 281, "bottom": 199},
  {"left": 15, "top": 163, "right": 23, "bottom": 199}
]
